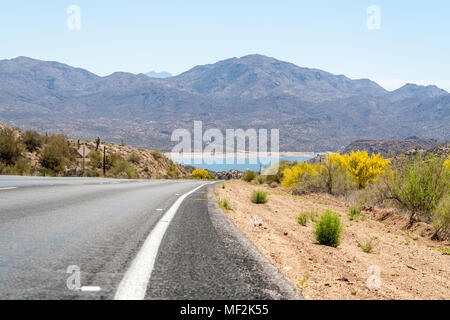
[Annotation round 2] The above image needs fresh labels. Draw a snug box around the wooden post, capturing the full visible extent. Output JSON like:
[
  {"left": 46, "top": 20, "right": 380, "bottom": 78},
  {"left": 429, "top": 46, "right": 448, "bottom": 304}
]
[
  {"left": 82, "top": 146, "right": 85, "bottom": 176},
  {"left": 103, "top": 146, "right": 106, "bottom": 177}
]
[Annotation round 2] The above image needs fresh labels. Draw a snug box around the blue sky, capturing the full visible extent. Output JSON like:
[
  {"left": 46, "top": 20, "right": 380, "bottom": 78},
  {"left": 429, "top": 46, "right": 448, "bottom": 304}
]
[{"left": 0, "top": 0, "right": 449, "bottom": 91}]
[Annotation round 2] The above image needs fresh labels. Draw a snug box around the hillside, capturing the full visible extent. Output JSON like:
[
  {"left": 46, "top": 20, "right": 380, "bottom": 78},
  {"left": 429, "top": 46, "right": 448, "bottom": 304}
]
[
  {"left": 342, "top": 137, "right": 440, "bottom": 157},
  {"left": 0, "top": 121, "right": 188, "bottom": 179},
  {"left": 0, "top": 55, "right": 449, "bottom": 151}
]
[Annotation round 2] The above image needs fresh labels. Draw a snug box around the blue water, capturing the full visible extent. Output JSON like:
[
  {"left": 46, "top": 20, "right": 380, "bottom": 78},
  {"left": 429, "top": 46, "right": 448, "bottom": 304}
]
[{"left": 171, "top": 156, "right": 312, "bottom": 172}]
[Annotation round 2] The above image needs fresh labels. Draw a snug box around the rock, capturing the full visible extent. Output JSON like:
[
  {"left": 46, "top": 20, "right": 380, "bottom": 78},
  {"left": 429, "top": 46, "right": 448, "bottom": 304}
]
[
  {"left": 216, "top": 170, "right": 243, "bottom": 180},
  {"left": 269, "top": 182, "right": 278, "bottom": 188},
  {"left": 248, "top": 216, "right": 263, "bottom": 227},
  {"left": 337, "top": 277, "right": 349, "bottom": 282}
]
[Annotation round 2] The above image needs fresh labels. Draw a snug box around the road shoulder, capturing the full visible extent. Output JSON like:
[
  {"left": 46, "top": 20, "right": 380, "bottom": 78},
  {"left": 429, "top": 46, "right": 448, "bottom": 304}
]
[{"left": 207, "top": 183, "right": 302, "bottom": 300}]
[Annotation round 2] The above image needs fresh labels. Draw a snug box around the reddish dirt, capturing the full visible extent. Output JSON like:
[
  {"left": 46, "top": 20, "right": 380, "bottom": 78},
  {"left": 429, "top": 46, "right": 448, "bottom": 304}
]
[{"left": 216, "top": 180, "right": 450, "bottom": 300}]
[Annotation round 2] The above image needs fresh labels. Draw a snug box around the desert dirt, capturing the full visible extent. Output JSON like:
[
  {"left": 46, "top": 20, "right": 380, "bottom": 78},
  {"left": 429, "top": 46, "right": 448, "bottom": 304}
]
[{"left": 215, "top": 180, "right": 449, "bottom": 300}]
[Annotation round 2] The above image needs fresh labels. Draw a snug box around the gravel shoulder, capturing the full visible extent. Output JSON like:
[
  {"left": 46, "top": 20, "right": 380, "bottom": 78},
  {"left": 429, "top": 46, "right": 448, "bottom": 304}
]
[{"left": 215, "top": 180, "right": 450, "bottom": 300}]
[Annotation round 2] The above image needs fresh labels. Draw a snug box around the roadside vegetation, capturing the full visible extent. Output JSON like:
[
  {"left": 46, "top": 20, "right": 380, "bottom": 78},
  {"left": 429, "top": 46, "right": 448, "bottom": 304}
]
[
  {"left": 251, "top": 190, "right": 268, "bottom": 204},
  {"left": 241, "top": 150, "right": 449, "bottom": 240},
  {"left": 217, "top": 146, "right": 449, "bottom": 299},
  {"left": 218, "top": 198, "right": 231, "bottom": 211},
  {"left": 0, "top": 124, "right": 187, "bottom": 179},
  {"left": 216, "top": 179, "right": 450, "bottom": 299},
  {"left": 314, "top": 210, "right": 343, "bottom": 247},
  {"left": 190, "top": 168, "right": 216, "bottom": 180}
]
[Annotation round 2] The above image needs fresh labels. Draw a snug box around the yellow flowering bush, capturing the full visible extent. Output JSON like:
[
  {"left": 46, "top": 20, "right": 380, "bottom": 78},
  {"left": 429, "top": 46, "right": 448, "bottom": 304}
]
[
  {"left": 445, "top": 159, "right": 450, "bottom": 171},
  {"left": 281, "top": 162, "right": 319, "bottom": 188},
  {"left": 191, "top": 168, "right": 208, "bottom": 180},
  {"left": 326, "top": 151, "right": 390, "bottom": 189}
]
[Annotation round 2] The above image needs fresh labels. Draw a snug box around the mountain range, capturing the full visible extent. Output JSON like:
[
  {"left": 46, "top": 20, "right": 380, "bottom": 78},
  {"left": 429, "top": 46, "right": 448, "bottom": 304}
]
[{"left": 0, "top": 54, "right": 448, "bottom": 151}]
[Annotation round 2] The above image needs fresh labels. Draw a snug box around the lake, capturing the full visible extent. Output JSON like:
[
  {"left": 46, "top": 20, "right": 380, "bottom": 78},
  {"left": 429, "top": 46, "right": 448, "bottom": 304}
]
[{"left": 170, "top": 155, "right": 313, "bottom": 172}]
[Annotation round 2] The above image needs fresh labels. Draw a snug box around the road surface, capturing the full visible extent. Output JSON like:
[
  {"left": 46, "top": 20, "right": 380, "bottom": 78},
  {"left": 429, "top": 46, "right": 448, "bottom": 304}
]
[{"left": 0, "top": 176, "right": 300, "bottom": 300}]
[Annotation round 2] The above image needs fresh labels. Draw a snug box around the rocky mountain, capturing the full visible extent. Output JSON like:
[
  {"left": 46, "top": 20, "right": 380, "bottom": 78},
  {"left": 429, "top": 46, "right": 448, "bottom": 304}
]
[
  {"left": 342, "top": 137, "right": 440, "bottom": 157},
  {"left": 169, "top": 54, "right": 388, "bottom": 102},
  {"left": 387, "top": 83, "right": 447, "bottom": 102},
  {"left": 0, "top": 55, "right": 448, "bottom": 152}
]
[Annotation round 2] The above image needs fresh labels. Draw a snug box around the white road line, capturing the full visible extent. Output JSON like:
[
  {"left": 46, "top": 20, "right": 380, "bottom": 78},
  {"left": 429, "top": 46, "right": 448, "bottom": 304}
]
[
  {"left": 114, "top": 183, "right": 207, "bottom": 300},
  {"left": 81, "top": 286, "right": 102, "bottom": 292},
  {"left": 0, "top": 187, "right": 17, "bottom": 191}
]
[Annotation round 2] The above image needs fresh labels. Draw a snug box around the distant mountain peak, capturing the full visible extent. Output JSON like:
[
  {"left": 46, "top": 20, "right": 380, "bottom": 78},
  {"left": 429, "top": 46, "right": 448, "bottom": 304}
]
[
  {"left": 389, "top": 83, "right": 448, "bottom": 101},
  {"left": 169, "top": 54, "right": 388, "bottom": 101},
  {"left": 145, "top": 71, "right": 172, "bottom": 79},
  {"left": 401, "top": 83, "right": 445, "bottom": 90}
]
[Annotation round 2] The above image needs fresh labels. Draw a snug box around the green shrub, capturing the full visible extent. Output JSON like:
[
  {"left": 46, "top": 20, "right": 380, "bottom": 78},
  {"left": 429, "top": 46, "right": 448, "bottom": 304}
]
[
  {"left": 0, "top": 128, "right": 23, "bottom": 165},
  {"left": 110, "top": 158, "right": 138, "bottom": 179},
  {"left": 314, "top": 210, "right": 343, "bottom": 247},
  {"left": 347, "top": 206, "right": 361, "bottom": 221},
  {"left": 85, "top": 168, "right": 101, "bottom": 177},
  {"left": 1, "top": 165, "right": 19, "bottom": 175},
  {"left": 381, "top": 154, "right": 449, "bottom": 226},
  {"left": 254, "top": 175, "right": 265, "bottom": 184},
  {"left": 22, "top": 130, "right": 43, "bottom": 152},
  {"left": 0, "top": 158, "right": 30, "bottom": 176},
  {"left": 206, "top": 171, "right": 217, "bottom": 180},
  {"left": 251, "top": 190, "right": 268, "bottom": 204},
  {"left": 107, "top": 154, "right": 139, "bottom": 179},
  {"left": 88, "top": 151, "right": 103, "bottom": 169},
  {"left": 297, "top": 213, "right": 308, "bottom": 226},
  {"left": 358, "top": 239, "right": 374, "bottom": 253},
  {"left": 104, "top": 153, "right": 122, "bottom": 170},
  {"left": 222, "top": 182, "right": 226, "bottom": 189},
  {"left": 432, "top": 196, "right": 450, "bottom": 240},
  {"left": 307, "top": 209, "right": 319, "bottom": 222},
  {"left": 128, "top": 152, "right": 141, "bottom": 165},
  {"left": 219, "top": 198, "right": 231, "bottom": 211},
  {"left": 317, "top": 160, "right": 357, "bottom": 196},
  {"left": 166, "top": 163, "right": 180, "bottom": 178},
  {"left": 14, "top": 158, "right": 31, "bottom": 175},
  {"left": 296, "top": 274, "right": 309, "bottom": 292},
  {"left": 151, "top": 150, "right": 163, "bottom": 160},
  {"left": 263, "top": 161, "right": 294, "bottom": 184},
  {"left": 242, "top": 170, "right": 257, "bottom": 182},
  {"left": 39, "top": 135, "right": 75, "bottom": 174}
]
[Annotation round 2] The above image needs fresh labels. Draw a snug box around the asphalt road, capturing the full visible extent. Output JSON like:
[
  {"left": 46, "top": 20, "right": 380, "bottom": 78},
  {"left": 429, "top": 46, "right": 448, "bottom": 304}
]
[{"left": 0, "top": 176, "right": 300, "bottom": 300}]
